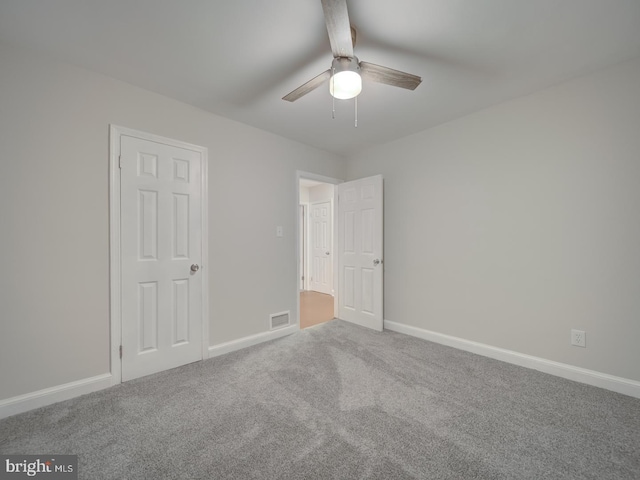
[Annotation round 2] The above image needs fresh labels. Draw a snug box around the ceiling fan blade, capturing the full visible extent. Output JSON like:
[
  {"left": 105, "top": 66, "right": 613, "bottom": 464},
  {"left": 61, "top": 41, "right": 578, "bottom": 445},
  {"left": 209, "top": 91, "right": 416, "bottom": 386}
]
[
  {"left": 359, "top": 62, "right": 422, "bottom": 90},
  {"left": 283, "top": 69, "right": 332, "bottom": 102},
  {"left": 321, "top": 0, "right": 354, "bottom": 58}
]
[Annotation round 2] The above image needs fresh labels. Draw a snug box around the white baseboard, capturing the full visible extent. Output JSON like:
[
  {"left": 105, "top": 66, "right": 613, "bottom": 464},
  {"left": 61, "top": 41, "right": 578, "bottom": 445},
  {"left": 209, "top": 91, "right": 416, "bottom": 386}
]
[
  {"left": 1, "top": 326, "right": 300, "bottom": 419},
  {"left": 384, "top": 320, "right": 640, "bottom": 399},
  {"left": 208, "top": 324, "right": 299, "bottom": 359},
  {"left": 0, "top": 373, "right": 113, "bottom": 420}
]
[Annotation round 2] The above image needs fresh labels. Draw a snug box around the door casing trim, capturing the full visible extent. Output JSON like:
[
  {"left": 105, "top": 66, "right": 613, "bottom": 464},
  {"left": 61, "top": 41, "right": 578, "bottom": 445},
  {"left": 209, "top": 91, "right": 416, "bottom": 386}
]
[{"left": 109, "top": 125, "right": 209, "bottom": 385}]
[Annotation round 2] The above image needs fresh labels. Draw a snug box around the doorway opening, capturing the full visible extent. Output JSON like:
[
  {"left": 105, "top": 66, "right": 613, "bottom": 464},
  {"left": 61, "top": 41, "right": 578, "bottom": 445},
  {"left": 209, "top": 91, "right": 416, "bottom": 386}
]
[
  {"left": 297, "top": 172, "right": 384, "bottom": 332},
  {"left": 297, "top": 172, "right": 340, "bottom": 329}
]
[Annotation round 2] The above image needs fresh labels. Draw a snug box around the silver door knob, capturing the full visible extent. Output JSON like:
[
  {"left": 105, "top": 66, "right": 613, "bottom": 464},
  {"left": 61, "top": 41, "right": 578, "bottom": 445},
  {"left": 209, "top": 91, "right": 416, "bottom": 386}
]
[
  {"left": 325, "top": 251, "right": 330, "bottom": 255},
  {"left": 373, "top": 259, "right": 381, "bottom": 266},
  {"left": 191, "top": 264, "right": 200, "bottom": 273}
]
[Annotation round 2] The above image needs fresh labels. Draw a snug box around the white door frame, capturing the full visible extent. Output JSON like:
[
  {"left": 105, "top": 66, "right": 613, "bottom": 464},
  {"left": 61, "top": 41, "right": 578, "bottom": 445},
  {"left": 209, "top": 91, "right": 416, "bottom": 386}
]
[
  {"left": 109, "top": 125, "right": 209, "bottom": 385},
  {"left": 296, "top": 171, "right": 341, "bottom": 326}
]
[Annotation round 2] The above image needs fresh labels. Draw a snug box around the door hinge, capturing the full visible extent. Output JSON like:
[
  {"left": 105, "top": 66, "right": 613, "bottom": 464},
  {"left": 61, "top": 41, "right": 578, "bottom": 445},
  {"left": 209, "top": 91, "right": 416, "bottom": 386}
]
[{"left": 119, "top": 345, "right": 122, "bottom": 359}]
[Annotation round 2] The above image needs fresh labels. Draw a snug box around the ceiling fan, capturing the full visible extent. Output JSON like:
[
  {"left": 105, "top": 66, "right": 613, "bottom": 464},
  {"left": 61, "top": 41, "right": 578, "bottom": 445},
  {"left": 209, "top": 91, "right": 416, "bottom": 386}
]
[{"left": 283, "top": 0, "right": 422, "bottom": 102}]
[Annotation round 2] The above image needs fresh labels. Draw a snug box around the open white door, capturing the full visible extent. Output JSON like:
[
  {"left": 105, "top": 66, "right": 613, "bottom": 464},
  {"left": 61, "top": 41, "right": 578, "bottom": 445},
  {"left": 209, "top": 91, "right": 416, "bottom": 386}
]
[
  {"left": 310, "top": 201, "right": 333, "bottom": 295},
  {"left": 337, "top": 175, "right": 383, "bottom": 331}
]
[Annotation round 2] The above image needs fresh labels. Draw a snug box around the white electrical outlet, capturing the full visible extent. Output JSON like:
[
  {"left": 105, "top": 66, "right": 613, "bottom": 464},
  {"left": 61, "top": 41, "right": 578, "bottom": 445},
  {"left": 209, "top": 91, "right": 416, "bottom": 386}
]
[{"left": 571, "top": 329, "right": 586, "bottom": 348}]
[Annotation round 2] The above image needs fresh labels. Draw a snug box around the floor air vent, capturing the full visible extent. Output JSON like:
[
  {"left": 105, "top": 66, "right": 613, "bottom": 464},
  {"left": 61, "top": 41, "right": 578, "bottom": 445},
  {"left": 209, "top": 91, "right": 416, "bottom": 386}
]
[{"left": 270, "top": 311, "right": 290, "bottom": 330}]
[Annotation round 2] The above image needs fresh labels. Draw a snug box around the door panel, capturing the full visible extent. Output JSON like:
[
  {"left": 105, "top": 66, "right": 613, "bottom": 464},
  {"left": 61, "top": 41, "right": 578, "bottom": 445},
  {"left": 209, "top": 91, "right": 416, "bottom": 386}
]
[
  {"left": 121, "top": 135, "right": 203, "bottom": 381},
  {"left": 337, "top": 175, "right": 383, "bottom": 331},
  {"left": 173, "top": 194, "right": 190, "bottom": 258},
  {"left": 172, "top": 279, "right": 189, "bottom": 344},
  {"left": 138, "top": 282, "right": 158, "bottom": 351},
  {"left": 138, "top": 190, "right": 158, "bottom": 259}
]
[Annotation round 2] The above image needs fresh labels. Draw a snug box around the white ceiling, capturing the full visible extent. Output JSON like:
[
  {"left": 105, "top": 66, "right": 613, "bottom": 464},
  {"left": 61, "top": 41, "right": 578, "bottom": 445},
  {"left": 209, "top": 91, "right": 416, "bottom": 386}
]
[{"left": 1, "top": 0, "right": 640, "bottom": 156}]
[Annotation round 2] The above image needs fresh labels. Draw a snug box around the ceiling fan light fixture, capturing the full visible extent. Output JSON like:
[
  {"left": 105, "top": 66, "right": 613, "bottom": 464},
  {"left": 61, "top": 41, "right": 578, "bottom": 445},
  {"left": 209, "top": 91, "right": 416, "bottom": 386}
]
[{"left": 330, "top": 56, "right": 361, "bottom": 99}]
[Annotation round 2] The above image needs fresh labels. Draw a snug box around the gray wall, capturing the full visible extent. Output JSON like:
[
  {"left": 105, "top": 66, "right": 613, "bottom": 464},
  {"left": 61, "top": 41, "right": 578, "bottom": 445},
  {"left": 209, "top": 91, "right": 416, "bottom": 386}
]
[
  {"left": 346, "top": 57, "right": 640, "bottom": 382},
  {"left": 0, "top": 44, "right": 345, "bottom": 400},
  {"left": 2, "top": 39, "right": 639, "bottom": 403}
]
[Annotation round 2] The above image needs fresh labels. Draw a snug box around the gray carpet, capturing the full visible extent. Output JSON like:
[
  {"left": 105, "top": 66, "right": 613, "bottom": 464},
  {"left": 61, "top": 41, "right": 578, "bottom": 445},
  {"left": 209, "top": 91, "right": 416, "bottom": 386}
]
[{"left": 1, "top": 320, "right": 639, "bottom": 479}]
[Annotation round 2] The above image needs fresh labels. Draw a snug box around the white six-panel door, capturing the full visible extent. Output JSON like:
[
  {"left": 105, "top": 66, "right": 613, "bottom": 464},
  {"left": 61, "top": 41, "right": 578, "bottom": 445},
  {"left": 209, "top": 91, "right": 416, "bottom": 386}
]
[
  {"left": 120, "top": 135, "right": 203, "bottom": 381},
  {"left": 299, "top": 205, "right": 305, "bottom": 290},
  {"left": 337, "top": 175, "right": 383, "bottom": 331},
  {"left": 310, "top": 201, "right": 333, "bottom": 295}
]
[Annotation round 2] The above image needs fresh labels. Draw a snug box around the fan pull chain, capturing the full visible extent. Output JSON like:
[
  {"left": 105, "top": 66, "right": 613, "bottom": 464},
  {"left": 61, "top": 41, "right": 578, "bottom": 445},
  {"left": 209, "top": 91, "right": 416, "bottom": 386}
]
[
  {"left": 331, "top": 68, "right": 335, "bottom": 119},
  {"left": 355, "top": 95, "right": 358, "bottom": 127}
]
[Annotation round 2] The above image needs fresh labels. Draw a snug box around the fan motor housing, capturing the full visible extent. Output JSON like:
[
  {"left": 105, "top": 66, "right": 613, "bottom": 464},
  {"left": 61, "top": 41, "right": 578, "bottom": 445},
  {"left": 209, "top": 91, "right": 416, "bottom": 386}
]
[{"left": 331, "top": 56, "right": 360, "bottom": 74}]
